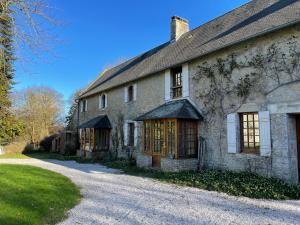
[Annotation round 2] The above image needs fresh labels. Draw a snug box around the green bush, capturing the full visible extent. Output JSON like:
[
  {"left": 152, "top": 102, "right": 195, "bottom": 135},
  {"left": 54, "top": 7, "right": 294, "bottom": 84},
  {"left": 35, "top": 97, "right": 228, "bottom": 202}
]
[
  {"left": 63, "top": 143, "right": 77, "bottom": 156},
  {"left": 39, "top": 135, "right": 57, "bottom": 152},
  {"left": 100, "top": 160, "right": 300, "bottom": 200}
]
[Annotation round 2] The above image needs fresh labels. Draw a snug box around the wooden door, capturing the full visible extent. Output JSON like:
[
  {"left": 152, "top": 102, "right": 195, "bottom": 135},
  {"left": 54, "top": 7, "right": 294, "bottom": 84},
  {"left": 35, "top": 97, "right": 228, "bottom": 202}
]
[
  {"left": 152, "top": 155, "right": 161, "bottom": 168},
  {"left": 296, "top": 116, "right": 300, "bottom": 182}
]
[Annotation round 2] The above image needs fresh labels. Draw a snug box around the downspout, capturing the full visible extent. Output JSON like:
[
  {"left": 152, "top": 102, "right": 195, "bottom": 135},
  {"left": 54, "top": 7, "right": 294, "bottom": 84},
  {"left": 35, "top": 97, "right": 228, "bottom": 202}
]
[{"left": 197, "top": 136, "right": 206, "bottom": 171}]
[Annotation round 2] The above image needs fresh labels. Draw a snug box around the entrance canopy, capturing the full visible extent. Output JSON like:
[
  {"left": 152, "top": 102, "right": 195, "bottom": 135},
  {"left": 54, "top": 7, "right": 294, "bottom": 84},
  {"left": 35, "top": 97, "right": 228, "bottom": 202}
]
[
  {"left": 136, "top": 99, "right": 203, "bottom": 121},
  {"left": 78, "top": 115, "right": 112, "bottom": 129}
]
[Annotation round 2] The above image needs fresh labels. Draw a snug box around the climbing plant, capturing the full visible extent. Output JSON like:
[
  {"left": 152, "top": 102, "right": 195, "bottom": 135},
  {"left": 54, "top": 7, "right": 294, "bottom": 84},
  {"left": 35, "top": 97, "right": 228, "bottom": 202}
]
[{"left": 193, "top": 33, "right": 300, "bottom": 157}]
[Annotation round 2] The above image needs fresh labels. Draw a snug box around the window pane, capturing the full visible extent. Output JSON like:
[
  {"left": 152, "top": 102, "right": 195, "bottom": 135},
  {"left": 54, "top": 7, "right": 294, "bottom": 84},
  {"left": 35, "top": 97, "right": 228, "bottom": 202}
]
[
  {"left": 248, "top": 115, "right": 253, "bottom": 121},
  {"left": 178, "top": 120, "right": 197, "bottom": 158},
  {"left": 240, "top": 112, "right": 260, "bottom": 154}
]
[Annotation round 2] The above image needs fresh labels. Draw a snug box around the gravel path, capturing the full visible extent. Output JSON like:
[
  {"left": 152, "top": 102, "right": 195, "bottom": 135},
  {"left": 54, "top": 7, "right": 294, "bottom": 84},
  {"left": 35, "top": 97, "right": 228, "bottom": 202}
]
[{"left": 0, "top": 159, "right": 300, "bottom": 225}]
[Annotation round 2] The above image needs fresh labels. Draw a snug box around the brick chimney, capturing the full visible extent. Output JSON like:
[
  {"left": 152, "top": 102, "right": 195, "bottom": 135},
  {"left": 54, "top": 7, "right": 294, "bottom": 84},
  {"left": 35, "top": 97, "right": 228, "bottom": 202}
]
[{"left": 171, "top": 16, "right": 189, "bottom": 41}]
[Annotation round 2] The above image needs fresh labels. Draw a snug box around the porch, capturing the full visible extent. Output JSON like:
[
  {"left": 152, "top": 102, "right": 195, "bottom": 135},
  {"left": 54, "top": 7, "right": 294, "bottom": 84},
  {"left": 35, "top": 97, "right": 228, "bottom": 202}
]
[{"left": 78, "top": 115, "right": 111, "bottom": 159}]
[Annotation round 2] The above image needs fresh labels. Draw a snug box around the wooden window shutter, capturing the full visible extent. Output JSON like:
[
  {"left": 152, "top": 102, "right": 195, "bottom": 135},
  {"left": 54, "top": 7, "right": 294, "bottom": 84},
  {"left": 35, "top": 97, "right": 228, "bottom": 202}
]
[
  {"left": 123, "top": 121, "right": 128, "bottom": 146},
  {"left": 124, "top": 87, "right": 128, "bottom": 103},
  {"left": 164, "top": 69, "right": 171, "bottom": 101},
  {"left": 133, "top": 84, "right": 137, "bottom": 101},
  {"left": 227, "top": 113, "right": 240, "bottom": 153},
  {"left": 182, "top": 63, "right": 189, "bottom": 97},
  {"left": 259, "top": 111, "right": 271, "bottom": 157}
]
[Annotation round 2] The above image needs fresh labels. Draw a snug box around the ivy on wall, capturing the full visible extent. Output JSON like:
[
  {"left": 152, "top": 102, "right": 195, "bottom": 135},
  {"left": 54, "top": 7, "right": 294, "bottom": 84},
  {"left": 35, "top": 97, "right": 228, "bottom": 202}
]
[{"left": 192, "top": 34, "right": 300, "bottom": 157}]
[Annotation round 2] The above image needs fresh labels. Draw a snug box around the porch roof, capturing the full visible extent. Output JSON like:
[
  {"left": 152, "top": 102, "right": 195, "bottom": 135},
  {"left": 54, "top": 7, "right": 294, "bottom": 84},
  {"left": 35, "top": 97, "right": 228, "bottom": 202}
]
[
  {"left": 135, "top": 99, "right": 203, "bottom": 121},
  {"left": 78, "top": 115, "right": 112, "bottom": 129}
]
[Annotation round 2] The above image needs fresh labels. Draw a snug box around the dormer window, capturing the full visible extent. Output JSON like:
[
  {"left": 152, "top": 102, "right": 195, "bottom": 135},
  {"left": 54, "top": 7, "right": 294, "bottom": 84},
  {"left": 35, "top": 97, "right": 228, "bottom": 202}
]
[{"left": 171, "top": 67, "right": 182, "bottom": 98}]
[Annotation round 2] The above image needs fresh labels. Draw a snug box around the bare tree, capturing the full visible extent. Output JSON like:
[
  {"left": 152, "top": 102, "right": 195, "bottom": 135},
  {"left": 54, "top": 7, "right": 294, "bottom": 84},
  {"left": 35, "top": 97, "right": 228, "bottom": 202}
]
[
  {"left": 0, "top": 0, "right": 59, "bottom": 62},
  {"left": 13, "top": 86, "right": 64, "bottom": 146}
]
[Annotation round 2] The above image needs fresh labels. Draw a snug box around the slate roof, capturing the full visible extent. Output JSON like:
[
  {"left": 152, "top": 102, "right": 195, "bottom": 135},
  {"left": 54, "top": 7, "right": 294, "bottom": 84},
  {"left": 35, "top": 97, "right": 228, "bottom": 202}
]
[
  {"left": 78, "top": 115, "right": 112, "bottom": 129},
  {"left": 80, "top": 0, "right": 300, "bottom": 98},
  {"left": 135, "top": 99, "right": 203, "bottom": 121}
]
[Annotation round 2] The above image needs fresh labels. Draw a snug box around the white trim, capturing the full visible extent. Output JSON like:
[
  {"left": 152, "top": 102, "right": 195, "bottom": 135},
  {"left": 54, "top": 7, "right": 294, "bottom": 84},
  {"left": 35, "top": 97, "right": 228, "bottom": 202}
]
[
  {"left": 104, "top": 94, "right": 108, "bottom": 108},
  {"left": 85, "top": 99, "right": 88, "bottom": 112},
  {"left": 164, "top": 69, "right": 171, "bottom": 101},
  {"left": 123, "top": 121, "right": 128, "bottom": 146},
  {"left": 124, "top": 87, "right": 128, "bottom": 103},
  {"left": 80, "top": 101, "right": 83, "bottom": 112},
  {"left": 133, "top": 84, "right": 137, "bottom": 101},
  {"left": 98, "top": 95, "right": 102, "bottom": 109},
  {"left": 227, "top": 113, "right": 240, "bottom": 153},
  {"left": 182, "top": 63, "right": 189, "bottom": 97},
  {"left": 259, "top": 111, "right": 271, "bottom": 157},
  {"left": 134, "top": 121, "right": 139, "bottom": 146}
]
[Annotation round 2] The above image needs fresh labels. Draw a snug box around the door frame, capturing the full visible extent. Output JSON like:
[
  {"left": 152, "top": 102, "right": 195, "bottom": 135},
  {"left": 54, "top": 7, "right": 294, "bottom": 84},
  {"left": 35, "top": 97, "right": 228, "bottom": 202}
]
[{"left": 296, "top": 115, "right": 300, "bottom": 182}]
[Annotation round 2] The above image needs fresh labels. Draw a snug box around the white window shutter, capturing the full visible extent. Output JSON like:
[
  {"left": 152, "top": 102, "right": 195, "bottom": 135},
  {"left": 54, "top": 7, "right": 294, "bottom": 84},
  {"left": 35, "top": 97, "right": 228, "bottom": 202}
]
[
  {"left": 123, "top": 122, "right": 128, "bottom": 146},
  {"left": 227, "top": 113, "right": 240, "bottom": 153},
  {"left": 164, "top": 69, "right": 171, "bottom": 101},
  {"left": 105, "top": 94, "right": 108, "bottom": 108},
  {"left": 182, "top": 63, "right": 189, "bottom": 97},
  {"left": 134, "top": 121, "right": 140, "bottom": 146},
  {"left": 80, "top": 101, "right": 83, "bottom": 112},
  {"left": 99, "top": 95, "right": 102, "bottom": 109},
  {"left": 124, "top": 87, "right": 128, "bottom": 103},
  {"left": 259, "top": 111, "right": 271, "bottom": 157},
  {"left": 85, "top": 100, "right": 88, "bottom": 111},
  {"left": 133, "top": 84, "right": 137, "bottom": 101}
]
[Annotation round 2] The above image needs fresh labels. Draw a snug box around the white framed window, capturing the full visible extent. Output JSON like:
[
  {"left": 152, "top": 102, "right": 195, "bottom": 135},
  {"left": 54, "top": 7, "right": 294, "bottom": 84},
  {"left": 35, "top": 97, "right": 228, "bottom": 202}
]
[
  {"left": 123, "top": 120, "right": 139, "bottom": 147},
  {"left": 227, "top": 111, "right": 271, "bottom": 157},
  {"left": 80, "top": 99, "right": 88, "bottom": 112},
  {"left": 124, "top": 83, "right": 137, "bottom": 103},
  {"left": 165, "top": 63, "right": 189, "bottom": 101},
  {"left": 99, "top": 94, "right": 107, "bottom": 109}
]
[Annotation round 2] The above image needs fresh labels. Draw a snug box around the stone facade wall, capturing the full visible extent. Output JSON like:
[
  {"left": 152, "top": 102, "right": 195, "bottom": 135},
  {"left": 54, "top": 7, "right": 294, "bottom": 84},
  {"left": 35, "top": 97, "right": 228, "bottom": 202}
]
[
  {"left": 188, "top": 24, "right": 300, "bottom": 183},
  {"left": 79, "top": 71, "right": 165, "bottom": 159},
  {"left": 78, "top": 23, "right": 300, "bottom": 183},
  {"left": 161, "top": 158, "right": 198, "bottom": 172},
  {"left": 136, "top": 153, "right": 198, "bottom": 172}
]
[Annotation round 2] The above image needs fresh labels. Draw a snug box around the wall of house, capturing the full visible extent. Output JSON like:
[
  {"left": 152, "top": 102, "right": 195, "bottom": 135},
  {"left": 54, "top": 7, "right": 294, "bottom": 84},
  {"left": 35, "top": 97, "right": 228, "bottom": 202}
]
[
  {"left": 78, "top": 23, "right": 300, "bottom": 183},
  {"left": 188, "top": 24, "right": 300, "bottom": 183},
  {"left": 79, "top": 71, "right": 166, "bottom": 158}
]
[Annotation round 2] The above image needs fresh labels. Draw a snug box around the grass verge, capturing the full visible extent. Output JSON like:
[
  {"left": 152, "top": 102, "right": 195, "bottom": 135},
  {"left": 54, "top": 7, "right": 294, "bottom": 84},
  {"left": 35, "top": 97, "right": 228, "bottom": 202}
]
[{"left": 0, "top": 164, "right": 81, "bottom": 225}]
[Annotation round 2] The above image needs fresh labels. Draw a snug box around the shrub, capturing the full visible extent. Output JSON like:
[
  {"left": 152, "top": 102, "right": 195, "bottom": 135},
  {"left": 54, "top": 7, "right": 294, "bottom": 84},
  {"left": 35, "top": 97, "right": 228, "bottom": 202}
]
[
  {"left": 39, "top": 135, "right": 57, "bottom": 152},
  {"left": 22, "top": 144, "right": 35, "bottom": 153},
  {"left": 64, "top": 143, "right": 77, "bottom": 156}
]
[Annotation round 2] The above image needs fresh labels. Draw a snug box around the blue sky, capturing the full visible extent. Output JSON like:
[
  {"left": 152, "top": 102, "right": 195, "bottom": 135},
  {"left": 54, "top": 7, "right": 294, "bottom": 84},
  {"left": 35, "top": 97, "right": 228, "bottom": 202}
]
[{"left": 14, "top": 0, "right": 249, "bottom": 104}]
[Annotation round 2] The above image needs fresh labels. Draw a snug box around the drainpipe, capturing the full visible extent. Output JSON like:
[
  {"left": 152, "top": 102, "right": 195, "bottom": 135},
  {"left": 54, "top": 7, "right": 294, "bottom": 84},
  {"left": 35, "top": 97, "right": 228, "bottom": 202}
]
[{"left": 197, "top": 136, "right": 205, "bottom": 171}]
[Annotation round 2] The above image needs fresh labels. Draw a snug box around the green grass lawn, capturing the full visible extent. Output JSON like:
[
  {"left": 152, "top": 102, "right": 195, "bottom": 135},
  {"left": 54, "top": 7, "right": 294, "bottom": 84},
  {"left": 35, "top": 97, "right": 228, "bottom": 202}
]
[
  {"left": 0, "top": 152, "right": 30, "bottom": 159},
  {"left": 0, "top": 164, "right": 81, "bottom": 225}
]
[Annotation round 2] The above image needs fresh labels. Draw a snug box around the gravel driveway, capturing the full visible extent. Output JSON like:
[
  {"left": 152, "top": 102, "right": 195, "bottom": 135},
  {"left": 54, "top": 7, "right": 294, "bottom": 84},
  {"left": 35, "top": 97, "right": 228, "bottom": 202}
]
[{"left": 0, "top": 159, "right": 300, "bottom": 225}]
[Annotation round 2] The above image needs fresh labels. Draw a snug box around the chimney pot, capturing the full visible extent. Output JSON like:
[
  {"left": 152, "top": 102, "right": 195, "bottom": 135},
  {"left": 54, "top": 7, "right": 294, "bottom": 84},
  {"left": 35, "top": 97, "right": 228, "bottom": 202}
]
[{"left": 171, "top": 16, "right": 189, "bottom": 41}]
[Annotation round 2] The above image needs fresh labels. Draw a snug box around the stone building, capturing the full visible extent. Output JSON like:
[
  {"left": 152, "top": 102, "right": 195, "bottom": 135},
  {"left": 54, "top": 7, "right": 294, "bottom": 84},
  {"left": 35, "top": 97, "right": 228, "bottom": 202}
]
[{"left": 77, "top": 0, "right": 300, "bottom": 183}]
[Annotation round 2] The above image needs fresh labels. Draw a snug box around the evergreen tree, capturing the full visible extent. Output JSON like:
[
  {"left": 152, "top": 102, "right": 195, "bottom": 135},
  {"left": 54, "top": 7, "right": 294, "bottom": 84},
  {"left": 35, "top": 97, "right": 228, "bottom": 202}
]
[{"left": 0, "top": 2, "right": 21, "bottom": 145}]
